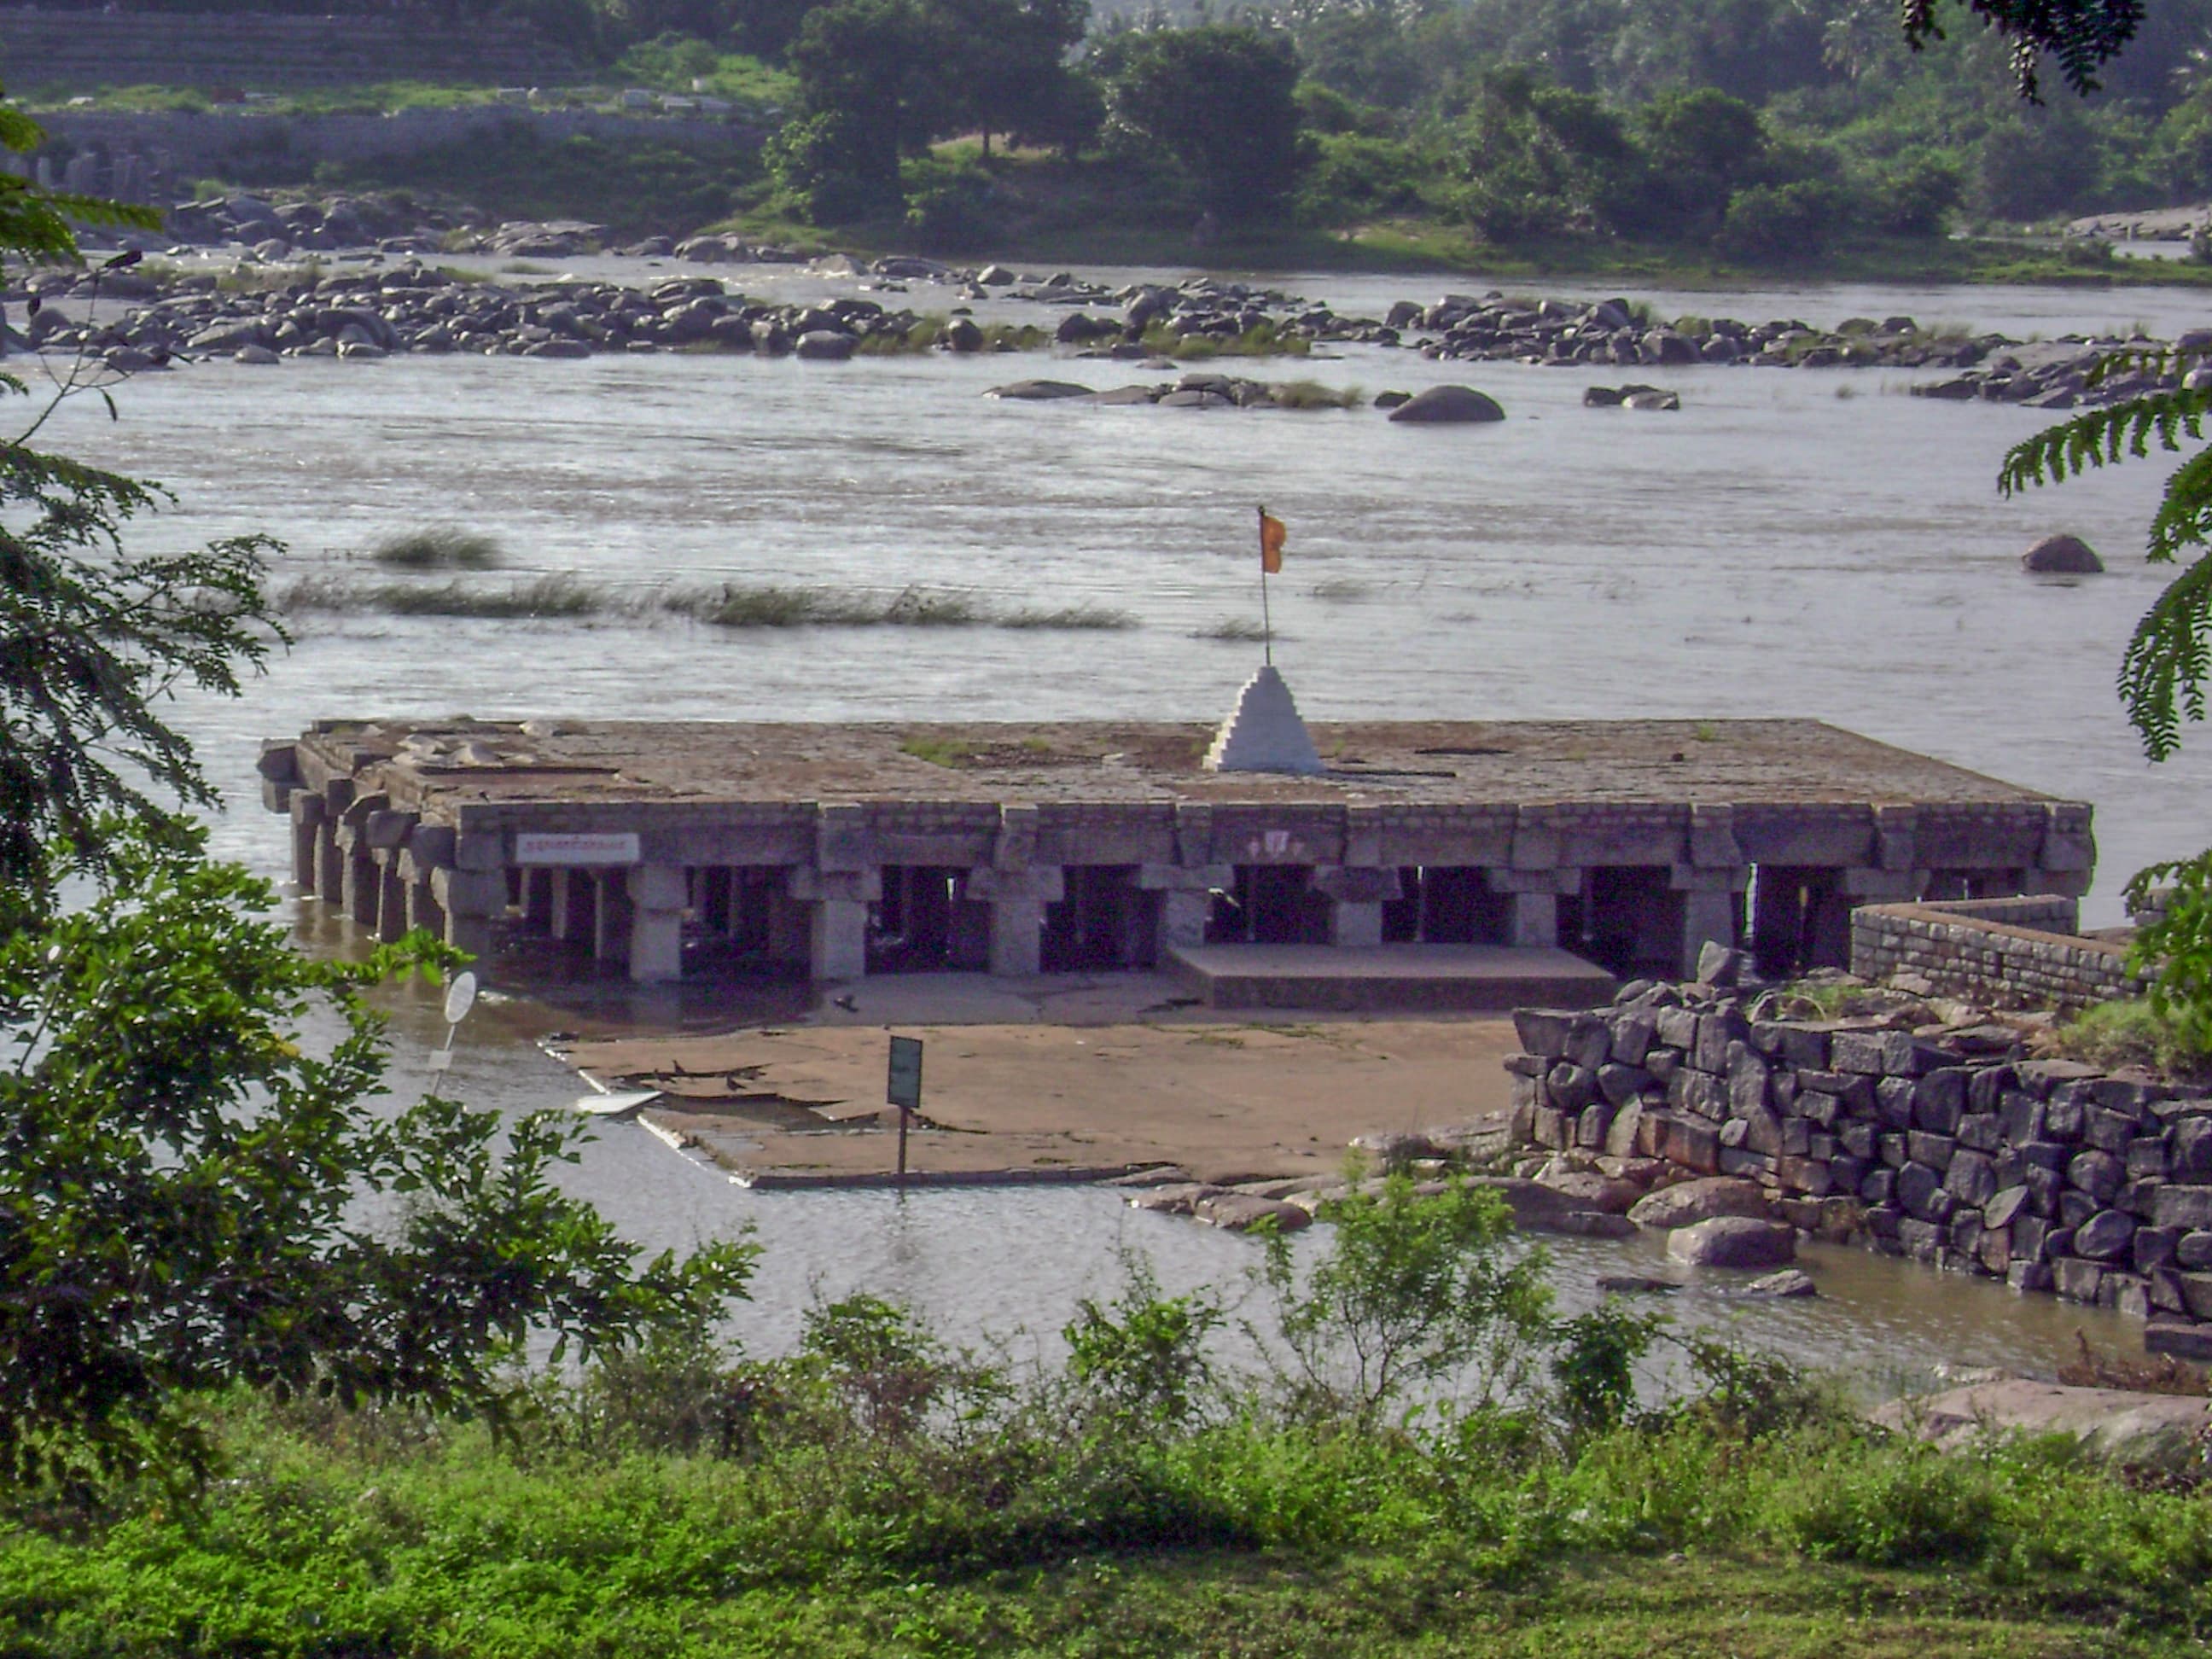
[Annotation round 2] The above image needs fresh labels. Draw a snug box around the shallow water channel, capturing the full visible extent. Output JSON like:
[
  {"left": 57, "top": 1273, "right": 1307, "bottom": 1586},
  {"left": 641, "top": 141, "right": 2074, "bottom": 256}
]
[{"left": 34, "top": 256, "right": 2207, "bottom": 1383}]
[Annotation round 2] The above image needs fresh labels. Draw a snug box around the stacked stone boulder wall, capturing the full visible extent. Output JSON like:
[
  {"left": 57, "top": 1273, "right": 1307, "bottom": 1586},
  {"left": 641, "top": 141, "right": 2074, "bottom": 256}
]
[{"left": 1509, "top": 981, "right": 2212, "bottom": 1346}]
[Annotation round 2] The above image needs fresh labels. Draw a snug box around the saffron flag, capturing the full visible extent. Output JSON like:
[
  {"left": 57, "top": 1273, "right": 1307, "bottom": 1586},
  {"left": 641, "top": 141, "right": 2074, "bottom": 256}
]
[{"left": 1259, "top": 511, "right": 1287, "bottom": 573}]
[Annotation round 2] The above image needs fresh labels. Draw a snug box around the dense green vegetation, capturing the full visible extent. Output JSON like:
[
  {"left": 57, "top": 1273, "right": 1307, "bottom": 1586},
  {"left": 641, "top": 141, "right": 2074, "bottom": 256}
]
[
  {"left": 4, "top": 1264, "right": 2212, "bottom": 1657},
  {"left": 33, "top": 0, "right": 2212, "bottom": 267}
]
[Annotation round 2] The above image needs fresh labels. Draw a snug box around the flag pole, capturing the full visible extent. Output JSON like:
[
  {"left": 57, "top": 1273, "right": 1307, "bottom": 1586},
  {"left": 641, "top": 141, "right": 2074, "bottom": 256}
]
[{"left": 1256, "top": 504, "right": 1273, "bottom": 667}]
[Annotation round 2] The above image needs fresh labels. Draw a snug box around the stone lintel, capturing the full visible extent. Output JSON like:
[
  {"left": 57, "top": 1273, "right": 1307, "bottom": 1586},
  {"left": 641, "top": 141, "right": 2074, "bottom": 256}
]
[
  {"left": 1510, "top": 809, "right": 1558, "bottom": 871},
  {"left": 340, "top": 789, "right": 388, "bottom": 829},
  {"left": 1670, "top": 863, "right": 1749, "bottom": 894},
  {"left": 432, "top": 865, "right": 507, "bottom": 918},
  {"left": 407, "top": 824, "right": 457, "bottom": 869},
  {"left": 787, "top": 865, "right": 882, "bottom": 904},
  {"left": 288, "top": 790, "right": 328, "bottom": 828},
  {"left": 964, "top": 864, "right": 1064, "bottom": 904},
  {"left": 364, "top": 809, "right": 417, "bottom": 851},
  {"left": 1874, "top": 805, "right": 1917, "bottom": 871},
  {"left": 453, "top": 829, "right": 504, "bottom": 872},
  {"left": 257, "top": 741, "right": 299, "bottom": 784},
  {"left": 1138, "top": 861, "right": 1231, "bottom": 893},
  {"left": 1842, "top": 866, "right": 1922, "bottom": 900},
  {"left": 1342, "top": 804, "right": 1384, "bottom": 868},
  {"left": 1486, "top": 865, "right": 1580, "bottom": 895},
  {"left": 815, "top": 801, "right": 873, "bottom": 873},
  {"left": 1310, "top": 864, "right": 1403, "bottom": 905},
  {"left": 992, "top": 803, "right": 1039, "bottom": 869},
  {"left": 1687, "top": 804, "right": 1743, "bottom": 869},
  {"left": 1173, "top": 803, "right": 1213, "bottom": 865}
]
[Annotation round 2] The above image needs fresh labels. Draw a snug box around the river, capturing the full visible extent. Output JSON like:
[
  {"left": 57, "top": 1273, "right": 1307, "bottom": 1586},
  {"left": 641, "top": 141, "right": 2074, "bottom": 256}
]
[{"left": 27, "top": 254, "right": 2206, "bottom": 1385}]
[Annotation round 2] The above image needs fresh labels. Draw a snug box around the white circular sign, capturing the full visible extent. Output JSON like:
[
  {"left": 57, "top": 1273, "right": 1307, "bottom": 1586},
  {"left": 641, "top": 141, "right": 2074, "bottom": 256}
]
[{"left": 441, "top": 970, "right": 479, "bottom": 1027}]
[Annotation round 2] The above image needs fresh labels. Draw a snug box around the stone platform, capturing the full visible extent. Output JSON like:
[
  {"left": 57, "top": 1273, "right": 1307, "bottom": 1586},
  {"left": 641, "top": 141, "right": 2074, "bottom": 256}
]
[
  {"left": 257, "top": 716, "right": 2091, "bottom": 990},
  {"left": 1165, "top": 943, "right": 1616, "bottom": 1012}
]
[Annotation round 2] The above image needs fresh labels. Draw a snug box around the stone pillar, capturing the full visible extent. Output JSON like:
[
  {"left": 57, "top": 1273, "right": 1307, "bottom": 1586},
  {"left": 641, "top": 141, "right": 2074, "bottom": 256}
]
[
  {"left": 1670, "top": 862, "right": 1749, "bottom": 978},
  {"left": 1679, "top": 888, "right": 1739, "bottom": 977},
  {"left": 1507, "top": 891, "right": 1557, "bottom": 948},
  {"left": 316, "top": 818, "right": 345, "bottom": 907},
  {"left": 626, "top": 864, "right": 686, "bottom": 984},
  {"left": 1138, "top": 862, "right": 1232, "bottom": 954},
  {"left": 1310, "top": 865, "right": 1400, "bottom": 950},
  {"left": 521, "top": 868, "right": 556, "bottom": 932},
  {"left": 376, "top": 855, "right": 409, "bottom": 945},
  {"left": 591, "top": 870, "right": 633, "bottom": 963},
  {"left": 811, "top": 899, "right": 868, "bottom": 981},
  {"left": 406, "top": 873, "right": 446, "bottom": 943},
  {"left": 765, "top": 882, "right": 812, "bottom": 969},
  {"left": 965, "top": 864, "right": 1064, "bottom": 977},
  {"left": 1158, "top": 890, "right": 1211, "bottom": 951},
  {"left": 432, "top": 866, "right": 503, "bottom": 962},
  {"left": 341, "top": 830, "right": 380, "bottom": 928},
  {"left": 1485, "top": 867, "right": 1574, "bottom": 949},
  {"left": 787, "top": 865, "right": 879, "bottom": 982},
  {"left": 549, "top": 869, "right": 592, "bottom": 942},
  {"left": 289, "top": 793, "right": 326, "bottom": 893}
]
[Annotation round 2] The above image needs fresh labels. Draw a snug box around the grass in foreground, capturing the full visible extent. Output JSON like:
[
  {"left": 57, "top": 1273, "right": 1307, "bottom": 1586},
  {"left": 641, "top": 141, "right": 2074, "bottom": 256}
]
[
  {"left": 3, "top": 1385, "right": 2207, "bottom": 1659},
  {"left": 6, "top": 1179, "right": 2212, "bottom": 1658}
]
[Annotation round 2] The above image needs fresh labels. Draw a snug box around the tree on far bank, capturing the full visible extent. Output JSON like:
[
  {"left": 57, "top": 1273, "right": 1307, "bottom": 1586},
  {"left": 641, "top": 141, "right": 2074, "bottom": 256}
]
[
  {"left": 1100, "top": 25, "right": 1306, "bottom": 220},
  {"left": 934, "top": 0, "right": 1089, "bottom": 157},
  {"left": 777, "top": 0, "right": 950, "bottom": 215}
]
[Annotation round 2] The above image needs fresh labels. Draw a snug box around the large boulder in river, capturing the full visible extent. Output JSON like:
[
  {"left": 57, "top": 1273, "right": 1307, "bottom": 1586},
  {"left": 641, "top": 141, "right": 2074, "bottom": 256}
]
[
  {"left": 1667, "top": 1215, "right": 1796, "bottom": 1269},
  {"left": 1627, "top": 1176, "right": 1773, "bottom": 1231},
  {"left": 2023, "top": 533, "right": 2104, "bottom": 573},
  {"left": 1386, "top": 384, "right": 1505, "bottom": 423},
  {"left": 795, "top": 329, "right": 858, "bottom": 361}
]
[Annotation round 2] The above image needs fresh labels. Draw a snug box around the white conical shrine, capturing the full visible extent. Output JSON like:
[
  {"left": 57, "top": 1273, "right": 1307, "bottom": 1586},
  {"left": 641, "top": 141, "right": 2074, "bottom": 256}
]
[{"left": 1203, "top": 664, "right": 1325, "bottom": 775}]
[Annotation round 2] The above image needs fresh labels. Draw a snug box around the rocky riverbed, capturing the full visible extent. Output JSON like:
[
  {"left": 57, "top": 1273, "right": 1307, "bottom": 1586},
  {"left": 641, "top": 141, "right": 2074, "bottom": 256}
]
[{"left": 10, "top": 190, "right": 2206, "bottom": 410}]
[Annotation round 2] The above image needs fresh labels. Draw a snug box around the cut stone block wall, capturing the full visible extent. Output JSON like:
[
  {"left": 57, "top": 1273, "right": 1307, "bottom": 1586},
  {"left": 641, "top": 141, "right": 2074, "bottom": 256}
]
[
  {"left": 1510, "top": 986, "right": 2212, "bottom": 1338},
  {"left": 1849, "top": 895, "right": 2144, "bottom": 1010}
]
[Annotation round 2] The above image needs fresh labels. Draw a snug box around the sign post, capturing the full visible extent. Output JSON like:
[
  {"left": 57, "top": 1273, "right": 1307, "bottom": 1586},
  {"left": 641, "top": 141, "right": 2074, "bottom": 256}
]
[{"left": 887, "top": 1035, "right": 923, "bottom": 1185}]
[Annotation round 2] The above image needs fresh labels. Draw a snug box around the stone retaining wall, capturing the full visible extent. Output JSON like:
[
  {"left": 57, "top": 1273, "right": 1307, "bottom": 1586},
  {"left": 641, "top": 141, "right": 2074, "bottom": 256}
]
[
  {"left": 1849, "top": 895, "right": 2144, "bottom": 1010},
  {"left": 15, "top": 107, "right": 759, "bottom": 197},
  {"left": 1, "top": 9, "right": 571, "bottom": 90},
  {"left": 1509, "top": 983, "right": 2212, "bottom": 1349}
]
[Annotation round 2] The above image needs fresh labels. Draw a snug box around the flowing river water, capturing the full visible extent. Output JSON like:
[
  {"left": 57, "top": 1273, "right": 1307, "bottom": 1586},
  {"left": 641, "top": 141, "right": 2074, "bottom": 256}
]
[{"left": 33, "top": 254, "right": 2212, "bottom": 1386}]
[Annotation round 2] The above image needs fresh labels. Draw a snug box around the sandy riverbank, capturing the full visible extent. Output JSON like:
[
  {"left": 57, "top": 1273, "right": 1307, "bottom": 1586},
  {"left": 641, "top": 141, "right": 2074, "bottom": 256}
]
[{"left": 558, "top": 1004, "right": 1519, "bottom": 1186}]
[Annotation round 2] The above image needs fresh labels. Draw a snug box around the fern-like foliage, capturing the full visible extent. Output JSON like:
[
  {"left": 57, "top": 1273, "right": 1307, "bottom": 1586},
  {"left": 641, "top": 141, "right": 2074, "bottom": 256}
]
[
  {"left": 2001, "top": 360, "right": 2212, "bottom": 760},
  {"left": 1900, "top": 0, "right": 2145, "bottom": 97}
]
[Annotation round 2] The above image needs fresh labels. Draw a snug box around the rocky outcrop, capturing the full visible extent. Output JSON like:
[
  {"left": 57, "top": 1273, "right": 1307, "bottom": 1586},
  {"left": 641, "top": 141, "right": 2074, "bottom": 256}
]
[
  {"left": 1510, "top": 970, "right": 2212, "bottom": 1342},
  {"left": 1871, "top": 1377, "right": 2210, "bottom": 1470}
]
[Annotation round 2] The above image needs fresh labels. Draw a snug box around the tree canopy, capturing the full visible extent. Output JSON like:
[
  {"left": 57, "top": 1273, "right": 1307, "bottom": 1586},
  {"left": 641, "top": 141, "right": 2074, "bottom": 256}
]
[{"left": 0, "top": 94, "right": 754, "bottom": 1497}]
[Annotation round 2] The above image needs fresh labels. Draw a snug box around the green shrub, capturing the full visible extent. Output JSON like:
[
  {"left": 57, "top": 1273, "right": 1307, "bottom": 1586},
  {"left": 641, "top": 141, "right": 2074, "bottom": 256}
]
[{"left": 370, "top": 526, "right": 504, "bottom": 570}]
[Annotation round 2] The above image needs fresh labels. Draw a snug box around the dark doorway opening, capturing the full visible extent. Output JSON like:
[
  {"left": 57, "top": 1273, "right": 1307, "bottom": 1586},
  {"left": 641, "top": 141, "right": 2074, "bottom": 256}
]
[
  {"left": 1043, "top": 865, "right": 1160, "bottom": 971},
  {"left": 1206, "top": 864, "right": 1330, "bottom": 946}
]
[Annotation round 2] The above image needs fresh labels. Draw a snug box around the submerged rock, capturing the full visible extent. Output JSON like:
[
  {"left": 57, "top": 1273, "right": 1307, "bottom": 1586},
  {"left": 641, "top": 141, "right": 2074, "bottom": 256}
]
[
  {"left": 1739, "top": 1267, "right": 1818, "bottom": 1298},
  {"left": 1387, "top": 384, "right": 1505, "bottom": 423},
  {"left": 1666, "top": 1214, "right": 1796, "bottom": 1268},
  {"left": 1627, "top": 1176, "right": 1773, "bottom": 1231},
  {"left": 985, "top": 379, "right": 1093, "bottom": 399},
  {"left": 2022, "top": 533, "right": 2104, "bottom": 573}
]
